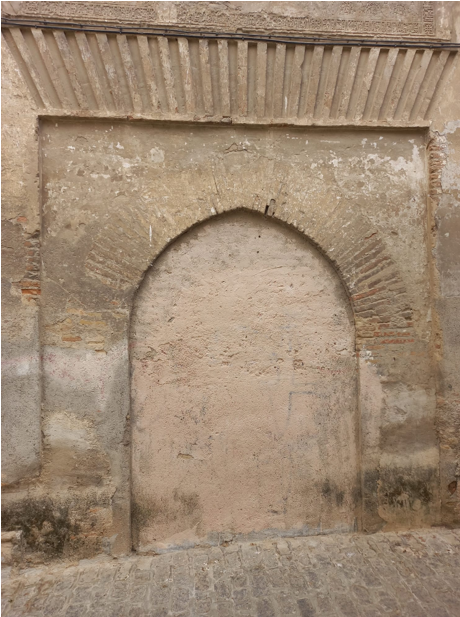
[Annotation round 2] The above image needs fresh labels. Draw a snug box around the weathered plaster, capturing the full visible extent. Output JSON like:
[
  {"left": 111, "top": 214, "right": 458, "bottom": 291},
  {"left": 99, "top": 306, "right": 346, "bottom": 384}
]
[
  {"left": 1, "top": 33, "right": 41, "bottom": 485},
  {"left": 131, "top": 212, "right": 358, "bottom": 551},
  {"left": 6, "top": 120, "right": 434, "bottom": 558},
  {"left": 1, "top": 1, "right": 459, "bottom": 564}
]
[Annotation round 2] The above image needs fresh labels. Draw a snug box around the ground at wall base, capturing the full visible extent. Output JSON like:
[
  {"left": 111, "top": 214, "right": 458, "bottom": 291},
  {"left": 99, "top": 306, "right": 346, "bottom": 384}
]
[{"left": 2, "top": 528, "right": 459, "bottom": 617}]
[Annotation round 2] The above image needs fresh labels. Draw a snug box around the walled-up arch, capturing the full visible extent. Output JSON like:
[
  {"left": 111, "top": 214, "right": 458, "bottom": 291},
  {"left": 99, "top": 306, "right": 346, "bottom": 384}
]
[
  {"left": 31, "top": 120, "right": 438, "bottom": 558},
  {"left": 130, "top": 210, "right": 359, "bottom": 552},
  {"left": 3, "top": 0, "right": 452, "bottom": 563}
]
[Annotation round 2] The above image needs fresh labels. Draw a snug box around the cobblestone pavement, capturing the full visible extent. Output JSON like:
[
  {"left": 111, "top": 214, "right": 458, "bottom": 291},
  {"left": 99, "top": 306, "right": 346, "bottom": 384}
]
[{"left": 2, "top": 529, "right": 460, "bottom": 617}]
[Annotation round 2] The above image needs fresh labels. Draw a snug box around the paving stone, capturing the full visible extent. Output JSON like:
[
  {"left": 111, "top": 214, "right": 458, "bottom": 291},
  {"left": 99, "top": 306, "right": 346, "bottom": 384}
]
[
  {"left": 2, "top": 529, "right": 460, "bottom": 617},
  {"left": 259, "top": 550, "right": 279, "bottom": 570},
  {"left": 276, "top": 540, "right": 291, "bottom": 556},
  {"left": 275, "top": 590, "right": 298, "bottom": 616},
  {"left": 297, "top": 597, "right": 316, "bottom": 617},
  {"left": 256, "top": 598, "right": 276, "bottom": 617}
]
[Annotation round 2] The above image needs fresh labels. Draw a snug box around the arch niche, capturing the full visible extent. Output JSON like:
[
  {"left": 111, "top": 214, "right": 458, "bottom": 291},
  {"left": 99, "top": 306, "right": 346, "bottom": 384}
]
[{"left": 130, "top": 210, "right": 360, "bottom": 552}]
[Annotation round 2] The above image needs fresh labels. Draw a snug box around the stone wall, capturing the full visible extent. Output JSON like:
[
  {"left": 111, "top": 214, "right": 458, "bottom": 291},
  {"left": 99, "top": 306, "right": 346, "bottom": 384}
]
[{"left": 1, "top": 1, "right": 459, "bottom": 564}]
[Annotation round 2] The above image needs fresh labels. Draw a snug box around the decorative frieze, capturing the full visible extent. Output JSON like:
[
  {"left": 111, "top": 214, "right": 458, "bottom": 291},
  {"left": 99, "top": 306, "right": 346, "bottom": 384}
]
[
  {"left": 2, "top": 26, "right": 457, "bottom": 124},
  {"left": 2, "top": 1, "right": 448, "bottom": 40},
  {"left": 178, "top": 1, "right": 440, "bottom": 39}
]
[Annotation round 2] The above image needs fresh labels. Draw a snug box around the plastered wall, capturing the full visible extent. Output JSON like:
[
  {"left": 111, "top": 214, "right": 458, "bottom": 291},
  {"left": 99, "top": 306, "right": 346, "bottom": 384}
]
[
  {"left": 131, "top": 211, "right": 358, "bottom": 552},
  {"left": 3, "top": 118, "right": 442, "bottom": 560},
  {"left": 1, "top": 1, "right": 459, "bottom": 564}
]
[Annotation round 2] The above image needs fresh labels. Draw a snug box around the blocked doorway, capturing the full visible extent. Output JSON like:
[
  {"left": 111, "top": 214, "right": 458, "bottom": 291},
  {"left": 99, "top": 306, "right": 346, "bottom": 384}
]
[{"left": 130, "top": 211, "right": 359, "bottom": 552}]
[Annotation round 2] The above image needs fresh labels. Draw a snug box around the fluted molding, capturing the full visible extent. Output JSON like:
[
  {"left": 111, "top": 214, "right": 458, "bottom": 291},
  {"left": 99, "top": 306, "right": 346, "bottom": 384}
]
[{"left": 2, "top": 27, "right": 457, "bottom": 125}]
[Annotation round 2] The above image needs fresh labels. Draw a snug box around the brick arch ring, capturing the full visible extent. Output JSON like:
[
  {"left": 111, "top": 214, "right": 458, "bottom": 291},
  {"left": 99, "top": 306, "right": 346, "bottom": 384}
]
[{"left": 87, "top": 202, "right": 415, "bottom": 360}]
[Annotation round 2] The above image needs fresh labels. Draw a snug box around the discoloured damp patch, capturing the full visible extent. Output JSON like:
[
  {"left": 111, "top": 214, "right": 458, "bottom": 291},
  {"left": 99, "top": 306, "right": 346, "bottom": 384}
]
[
  {"left": 132, "top": 490, "right": 202, "bottom": 546},
  {"left": 1, "top": 491, "right": 115, "bottom": 565},
  {"left": 1, "top": 498, "right": 78, "bottom": 557},
  {"left": 378, "top": 466, "right": 440, "bottom": 529},
  {"left": 2, "top": 498, "right": 80, "bottom": 561},
  {"left": 321, "top": 480, "right": 345, "bottom": 508}
]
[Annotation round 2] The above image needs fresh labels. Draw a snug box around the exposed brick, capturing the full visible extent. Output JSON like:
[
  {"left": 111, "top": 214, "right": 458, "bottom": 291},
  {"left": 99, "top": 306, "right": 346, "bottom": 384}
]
[{"left": 352, "top": 288, "right": 382, "bottom": 302}]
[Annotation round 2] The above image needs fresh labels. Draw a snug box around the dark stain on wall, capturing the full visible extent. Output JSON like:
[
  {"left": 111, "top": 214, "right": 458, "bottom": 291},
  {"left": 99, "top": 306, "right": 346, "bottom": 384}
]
[
  {"left": 1, "top": 498, "right": 80, "bottom": 558},
  {"left": 132, "top": 489, "right": 202, "bottom": 548},
  {"left": 321, "top": 479, "right": 345, "bottom": 508},
  {"left": 1, "top": 494, "right": 111, "bottom": 562},
  {"left": 379, "top": 466, "right": 437, "bottom": 513}
]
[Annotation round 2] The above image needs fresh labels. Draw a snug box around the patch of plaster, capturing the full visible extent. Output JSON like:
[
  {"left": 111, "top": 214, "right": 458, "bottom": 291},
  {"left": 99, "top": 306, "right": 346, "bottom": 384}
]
[
  {"left": 149, "top": 147, "right": 165, "bottom": 163},
  {"left": 441, "top": 120, "right": 460, "bottom": 135}
]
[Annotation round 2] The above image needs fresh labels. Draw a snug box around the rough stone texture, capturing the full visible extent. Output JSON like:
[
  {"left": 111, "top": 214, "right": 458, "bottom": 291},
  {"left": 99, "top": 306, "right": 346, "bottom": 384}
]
[
  {"left": 434, "top": 124, "right": 460, "bottom": 525},
  {"left": 1, "top": 32, "right": 41, "bottom": 484},
  {"left": 1, "top": 532, "right": 23, "bottom": 567},
  {"left": 131, "top": 212, "right": 358, "bottom": 551},
  {"left": 1, "top": 0, "right": 459, "bottom": 566},
  {"left": 428, "top": 4, "right": 460, "bottom": 526},
  {"left": 2, "top": 529, "right": 460, "bottom": 617}
]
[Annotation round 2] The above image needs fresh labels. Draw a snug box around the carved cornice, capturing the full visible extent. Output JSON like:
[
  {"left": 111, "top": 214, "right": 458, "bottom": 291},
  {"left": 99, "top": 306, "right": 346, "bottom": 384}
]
[
  {"left": 176, "top": 1, "right": 443, "bottom": 40},
  {"left": 1, "top": 1, "right": 451, "bottom": 41},
  {"left": 2, "top": 25, "right": 457, "bottom": 125}
]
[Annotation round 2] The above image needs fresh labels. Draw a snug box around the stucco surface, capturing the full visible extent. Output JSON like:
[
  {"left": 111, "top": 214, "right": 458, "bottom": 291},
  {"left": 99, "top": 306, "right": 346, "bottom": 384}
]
[
  {"left": 1, "top": 35, "right": 41, "bottom": 484},
  {"left": 0, "top": 119, "right": 440, "bottom": 561},
  {"left": 131, "top": 212, "right": 358, "bottom": 551},
  {"left": 1, "top": 0, "right": 459, "bottom": 566}
]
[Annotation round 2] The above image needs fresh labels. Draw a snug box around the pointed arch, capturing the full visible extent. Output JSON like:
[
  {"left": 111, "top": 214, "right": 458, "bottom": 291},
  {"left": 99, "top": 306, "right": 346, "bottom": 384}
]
[{"left": 130, "top": 210, "right": 360, "bottom": 550}]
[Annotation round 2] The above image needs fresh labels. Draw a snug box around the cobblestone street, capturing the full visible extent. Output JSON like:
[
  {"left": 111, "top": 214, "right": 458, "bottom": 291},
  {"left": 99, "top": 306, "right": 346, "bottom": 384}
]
[{"left": 2, "top": 529, "right": 459, "bottom": 617}]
